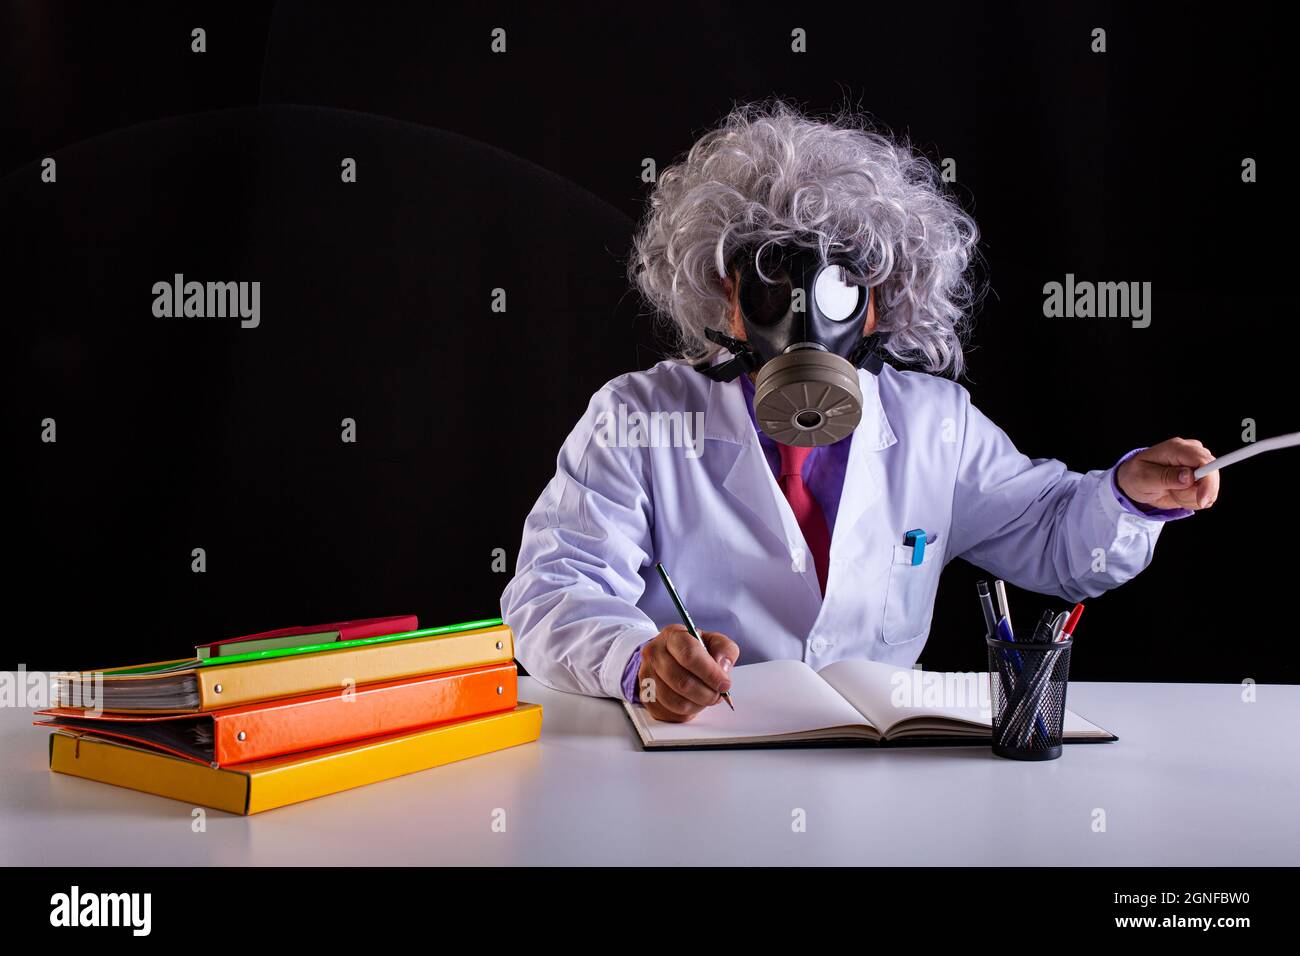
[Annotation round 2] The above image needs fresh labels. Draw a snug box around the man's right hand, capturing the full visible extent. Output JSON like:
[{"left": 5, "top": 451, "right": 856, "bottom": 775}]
[{"left": 637, "top": 624, "right": 739, "bottom": 723}]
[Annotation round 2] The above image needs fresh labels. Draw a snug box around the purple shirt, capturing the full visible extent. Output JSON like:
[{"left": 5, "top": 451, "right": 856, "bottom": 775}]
[{"left": 619, "top": 380, "right": 1189, "bottom": 702}]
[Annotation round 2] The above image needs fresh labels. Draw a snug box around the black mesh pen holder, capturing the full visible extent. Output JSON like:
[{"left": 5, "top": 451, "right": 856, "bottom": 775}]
[{"left": 986, "top": 635, "right": 1073, "bottom": 761}]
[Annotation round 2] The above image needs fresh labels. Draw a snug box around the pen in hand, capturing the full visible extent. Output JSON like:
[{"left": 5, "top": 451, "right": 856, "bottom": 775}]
[{"left": 655, "top": 562, "right": 735, "bottom": 711}]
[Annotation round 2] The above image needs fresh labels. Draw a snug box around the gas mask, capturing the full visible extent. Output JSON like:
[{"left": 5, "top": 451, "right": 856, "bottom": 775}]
[{"left": 695, "top": 242, "right": 887, "bottom": 447}]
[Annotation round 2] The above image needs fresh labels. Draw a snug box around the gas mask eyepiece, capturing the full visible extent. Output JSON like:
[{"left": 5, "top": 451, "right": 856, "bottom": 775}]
[{"left": 695, "top": 243, "right": 886, "bottom": 447}]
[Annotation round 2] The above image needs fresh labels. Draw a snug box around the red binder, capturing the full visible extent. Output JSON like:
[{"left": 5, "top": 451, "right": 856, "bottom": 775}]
[{"left": 194, "top": 614, "right": 418, "bottom": 658}]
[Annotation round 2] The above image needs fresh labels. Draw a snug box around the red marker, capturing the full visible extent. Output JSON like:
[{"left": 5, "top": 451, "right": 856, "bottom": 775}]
[{"left": 1059, "top": 603, "right": 1085, "bottom": 641}]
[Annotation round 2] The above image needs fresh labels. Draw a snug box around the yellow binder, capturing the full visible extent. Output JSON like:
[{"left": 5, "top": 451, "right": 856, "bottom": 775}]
[
  {"left": 190, "top": 626, "right": 514, "bottom": 712},
  {"left": 48, "top": 703, "right": 543, "bottom": 814},
  {"left": 59, "top": 624, "right": 514, "bottom": 713}
]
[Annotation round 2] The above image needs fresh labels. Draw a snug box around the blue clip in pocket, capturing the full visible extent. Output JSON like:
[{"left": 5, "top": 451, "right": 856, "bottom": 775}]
[{"left": 903, "top": 529, "right": 929, "bottom": 566}]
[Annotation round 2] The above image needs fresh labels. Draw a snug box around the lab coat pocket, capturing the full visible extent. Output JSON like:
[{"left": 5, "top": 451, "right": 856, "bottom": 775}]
[{"left": 881, "top": 540, "right": 942, "bottom": 645}]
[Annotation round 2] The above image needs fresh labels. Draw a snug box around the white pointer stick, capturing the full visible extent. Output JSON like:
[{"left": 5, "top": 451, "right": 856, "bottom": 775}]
[{"left": 1193, "top": 431, "right": 1300, "bottom": 480}]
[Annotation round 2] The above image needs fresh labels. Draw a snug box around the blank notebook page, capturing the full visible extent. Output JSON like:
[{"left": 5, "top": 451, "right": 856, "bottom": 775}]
[
  {"left": 633, "top": 659, "right": 870, "bottom": 744},
  {"left": 818, "top": 658, "right": 1107, "bottom": 736}
]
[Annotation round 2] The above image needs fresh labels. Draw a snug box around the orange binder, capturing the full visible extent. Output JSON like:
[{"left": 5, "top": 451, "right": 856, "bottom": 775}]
[{"left": 37, "top": 663, "right": 518, "bottom": 766}]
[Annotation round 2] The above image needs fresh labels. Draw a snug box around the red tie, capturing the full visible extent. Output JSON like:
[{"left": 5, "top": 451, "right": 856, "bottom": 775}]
[{"left": 777, "top": 443, "right": 831, "bottom": 594}]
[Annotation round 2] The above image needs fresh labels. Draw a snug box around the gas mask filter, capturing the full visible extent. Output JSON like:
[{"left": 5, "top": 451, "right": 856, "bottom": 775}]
[{"left": 695, "top": 243, "right": 887, "bottom": 447}]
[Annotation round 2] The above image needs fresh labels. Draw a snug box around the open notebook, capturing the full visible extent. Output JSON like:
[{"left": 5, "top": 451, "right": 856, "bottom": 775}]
[{"left": 623, "top": 659, "right": 1116, "bottom": 749}]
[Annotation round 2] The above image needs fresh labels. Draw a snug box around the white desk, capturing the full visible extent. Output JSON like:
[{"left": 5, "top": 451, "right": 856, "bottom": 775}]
[{"left": 2, "top": 676, "right": 1297, "bottom": 865}]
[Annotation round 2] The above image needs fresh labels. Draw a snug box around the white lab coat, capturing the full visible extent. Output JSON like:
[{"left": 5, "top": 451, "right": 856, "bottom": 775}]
[{"left": 501, "top": 357, "right": 1165, "bottom": 699}]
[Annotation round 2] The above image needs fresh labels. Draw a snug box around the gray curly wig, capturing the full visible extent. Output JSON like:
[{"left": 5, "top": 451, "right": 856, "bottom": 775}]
[{"left": 629, "top": 101, "right": 981, "bottom": 376}]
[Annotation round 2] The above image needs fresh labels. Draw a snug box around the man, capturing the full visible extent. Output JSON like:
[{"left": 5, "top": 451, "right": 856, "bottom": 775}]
[{"left": 501, "top": 102, "right": 1218, "bottom": 722}]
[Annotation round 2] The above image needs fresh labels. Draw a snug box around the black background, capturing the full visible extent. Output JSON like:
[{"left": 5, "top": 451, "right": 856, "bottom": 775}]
[{"left": 2, "top": 1, "right": 1292, "bottom": 681}]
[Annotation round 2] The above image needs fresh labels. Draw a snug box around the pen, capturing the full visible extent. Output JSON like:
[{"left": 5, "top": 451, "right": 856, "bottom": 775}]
[
  {"left": 1059, "top": 603, "right": 1084, "bottom": 641},
  {"left": 993, "top": 580, "right": 1012, "bottom": 636},
  {"left": 995, "top": 614, "right": 1050, "bottom": 745},
  {"left": 976, "top": 581, "right": 998, "bottom": 638},
  {"left": 1030, "top": 609, "right": 1056, "bottom": 644},
  {"left": 995, "top": 615, "right": 1019, "bottom": 665},
  {"left": 1019, "top": 603, "right": 1084, "bottom": 745},
  {"left": 1013, "top": 650, "right": 1059, "bottom": 748},
  {"left": 982, "top": 582, "right": 1018, "bottom": 720},
  {"left": 994, "top": 614, "right": 1022, "bottom": 692},
  {"left": 655, "top": 562, "right": 734, "bottom": 711}
]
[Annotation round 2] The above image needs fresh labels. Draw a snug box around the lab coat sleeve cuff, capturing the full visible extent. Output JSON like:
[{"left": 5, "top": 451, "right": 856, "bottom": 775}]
[
  {"left": 1109, "top": 448, "right": 1194, "bottom": 522},
  {"left": 620, "top": 643, "right": 649, "bottom": 703},
  {"left": 600, "top": 623, "right": 661, "bottom": 701}
]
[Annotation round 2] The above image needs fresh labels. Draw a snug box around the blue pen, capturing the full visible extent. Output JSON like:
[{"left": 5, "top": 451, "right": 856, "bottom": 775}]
[
  {"left": 996, "top": 614, "right": 1021, "bottom": 669},
  {"left": 995, "top": 614, "right": 1050, "bottom": 745},
  {"left": 903, "top": 529, "right": 929, "bottom": 566}
]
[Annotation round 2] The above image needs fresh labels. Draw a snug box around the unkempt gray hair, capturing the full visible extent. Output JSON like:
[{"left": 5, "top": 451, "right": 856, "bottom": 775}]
[{"left": 629, "top": 101, "right": 981, "bottom": 376}]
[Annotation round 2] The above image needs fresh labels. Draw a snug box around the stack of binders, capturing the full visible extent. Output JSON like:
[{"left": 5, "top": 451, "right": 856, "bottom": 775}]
[{"left": 34, "top": 615, "right": 541, "bottom": 814}]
